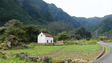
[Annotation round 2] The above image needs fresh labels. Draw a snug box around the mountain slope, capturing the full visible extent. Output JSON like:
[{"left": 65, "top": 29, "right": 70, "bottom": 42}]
[
  {"left": 73, "top": 14, "right": 112, "bottom": 29},
  {"left": 0, "top": 0, "right": 54, "bottom": 26},
  {"left": 89, "top": 16, "right": 112, "bottom": 37},
  {"left": 48, "top": 4, "right": 81, "bottom": 28},
  {"left": 73, "top": 16, "right": 103, "bottom": 29},
  {"left": 87, "top": 17, "right": 103, "bottom": 26},
  {"left": 73, "top": 17, "right": 91, "bottom": 29}
]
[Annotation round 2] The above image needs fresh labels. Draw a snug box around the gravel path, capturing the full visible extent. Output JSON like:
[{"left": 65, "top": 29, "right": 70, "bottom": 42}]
[{"left": 95, "top": 42, "right": 112, "bottom": 63}]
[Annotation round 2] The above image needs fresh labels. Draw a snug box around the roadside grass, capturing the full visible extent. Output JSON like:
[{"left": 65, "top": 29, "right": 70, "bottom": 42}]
[
  {"left": 107, "top": 42, "right": 112, "bottom": 43},
  {"left": 105, "top": 46, "right": 110, "bottom": 52}
]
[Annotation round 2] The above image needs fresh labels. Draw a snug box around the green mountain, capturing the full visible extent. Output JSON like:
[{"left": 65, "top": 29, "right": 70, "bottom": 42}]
[
  {"left": 73, "top": 14, "right": 112, "bottom": 29},
  {"left": 0, "top": 0, "right": 82, "bottom": 28},
  {"left": 87, "top": 17, "right": 103, "bottom": 26},
  {"left": 48, "top": 4, "right": 81, "bottom": 28},
  {"left": 0, "top": 0, "right": 54, "bottom": 26},
  {"left": 89, "top": 16, "right": 112, "bottom": 37},
  {"left": 45, "top": 21, "right": 75, "bottom": 35},
  {"left": 73, "top": 16, "right": 103, "bottom": 29},
  {"left": 73, "top": 17, "right": 91, "bottom": 29}
]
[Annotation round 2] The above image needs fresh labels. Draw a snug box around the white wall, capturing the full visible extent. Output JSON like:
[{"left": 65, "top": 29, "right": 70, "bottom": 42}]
[
  {"left": 46, "top": 37, "right": 53, "bottom": 43},
  {"left": 38, "top": 32, "right": 54, "bottom": 44},
  {"left": 38, "top": 33, "right": 46, "bottom": 43}
]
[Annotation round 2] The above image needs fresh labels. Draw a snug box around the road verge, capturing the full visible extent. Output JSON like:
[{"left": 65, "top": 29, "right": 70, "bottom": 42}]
[{"left": 91, "top": 44, "right": 106, "bottom": 63}]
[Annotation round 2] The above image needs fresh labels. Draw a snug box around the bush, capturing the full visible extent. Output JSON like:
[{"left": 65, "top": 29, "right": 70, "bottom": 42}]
[
  {"left": 65, "top": 40, "right": 97, "bottom": 45},
  {"left": 86, "top": 38, "right": 90, "bottom": 41},
  {"left": 0, "top": 36, "right": 6, "bottom": 42},
  {"left": 5, "top": 35, "right": 20, "bottom": 42},
  {"left": 55, "top": 42, "right": 63, "bottom": 46},
  {"left": 99, "top": 36, "right": 103, "bottom": 41},
  {"left": 53, "top": 36, "right": 58, "bottom": 43},
  {"left": 65, "top": 42, "right": 79, "bottom": 45}
]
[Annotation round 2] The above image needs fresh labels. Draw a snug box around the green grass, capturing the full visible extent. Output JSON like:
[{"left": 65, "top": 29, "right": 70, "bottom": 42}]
[
  {"left": 0, "top": 41, "right": 101, "bottom": 62},
  {"left": 107, "top": 42, "right": 112, "bottom": 43},
  {"left": 0, "top": 56, "right": 33, "bottom": 63},
  {"left": 1, "top": 46, "right": 65, "bottom": 56},
  {"left": 105, "top": 46, "right": 110, "bottom": 52},
  {"left": 45, "top": 44, "right": 101, "bottom": 61},
  {"left": 61, "top": 44, "right": 100, "bottom": 52}
]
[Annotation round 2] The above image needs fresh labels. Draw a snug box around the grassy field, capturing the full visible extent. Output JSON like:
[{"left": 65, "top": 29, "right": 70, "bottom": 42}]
[
  {"left": 1, "top": 43, "right": 101, "bottom": 62},
  {"left": 0, "top": 56, "right": 33, "bottom": 63},
  {"left": 1, "top": 46, "right": 65, "bottom": 56},
  {"left": 46, "top": 44, "right": 101, "bottom": 61}
]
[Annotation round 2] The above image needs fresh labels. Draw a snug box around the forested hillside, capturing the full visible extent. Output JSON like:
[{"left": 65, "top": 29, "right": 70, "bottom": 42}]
[
  {"left": 0, "top": 0, "right": 54, "bottom": 26},
  {"left": 1, "top": 0, "right": 112, "bottom": 39},
  {"left": 73, "top": 17, "right": 103, "bottom": 29},
  {"left": 73, "top": 17, "right": 91, "bottom": 29},
  {"left": 0, "top": 0, "right": 82, "bottom": 28},
  {"left": 45, "top": 21, "right": 75, "bottom": 35},
  {"left": 0, "top": 19, "right": 92, "bottom": 43},
  {"left": 73, "top": 14, "right": 112, "bottom": 29},
  {"left": 89, "top": 16, "right": 112, "bottom": 37},
  {"left": 48, "top": 4, "right": 81, "bottom": 28}
]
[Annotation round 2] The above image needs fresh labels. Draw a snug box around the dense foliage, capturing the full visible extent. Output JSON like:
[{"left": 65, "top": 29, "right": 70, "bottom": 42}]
[
  {"left": 69, "top": 27, "right": 92, "bottom": 40},
  {"left": 0, "top": 19, "right": 42, "bottom": 43},
  {"left": 0, "top": 0, "right": 93, "bottom": 42},
  {"left": 0, "top": 0, "right": 82, "bottom": 29},
  {"left": 0, "top": 0, "right": 54, "bottom": 26},
  {"left": 58, "top": 31, "right": 70, "bottom": 41},
  {"left": 0, "top": 20, "right": 92, "bottom": 43},
  {"left": 45, "top": 21, "right": 75, "bottom": 36}
]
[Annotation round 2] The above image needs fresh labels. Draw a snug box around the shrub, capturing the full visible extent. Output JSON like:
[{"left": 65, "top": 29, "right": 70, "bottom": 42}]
[
  {"left": 86, "top": 38, "right": 90, "bottom": 41},
  {"left": 65, "top": 42, "right": 79, "bottom": 45},
  {"left": 99, "top": 36, "right": 103, "bottom": 41},
  {"left": 5, "top": 35, "right": 20, "bottom": 42},
  {"left": 65, "top": 40, "right": 97, "bottom": 45}
]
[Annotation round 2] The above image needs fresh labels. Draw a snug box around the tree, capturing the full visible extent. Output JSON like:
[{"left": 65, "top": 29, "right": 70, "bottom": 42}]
[
  {"left": 85, "top": 31, "right": 92, "bottom": 39},
  {"left": 58, "top": 31, "right": 70, "bottom": 41},
  {"left": 0, "top": 27, "right": 6, "bottom": 34},
  {"left": 4, "top": 19, "right": 22, "bottom": 28},
  {"left": 0, "top": 20, "right": 42, "bottom": 43},
  {"left": 22, "top": 25, "right": 41, "bottom": 42},
  {"left": 68, "top": 27, "right": 92, "bottom": 40},
  {"left": 45, "top": 21, "right": 75, "bottom": 35},
  {"left": 41, "top": 29, "right": 51, "bottom": 34},
  {"left": 0, "top": 20, "right": 26, "bottom": 42},
  {"left": 4, "top": 19, "right": 25, "bottom": 40},
  {"left": 6, "top": 28, "right": 25, "bottom": 40}
]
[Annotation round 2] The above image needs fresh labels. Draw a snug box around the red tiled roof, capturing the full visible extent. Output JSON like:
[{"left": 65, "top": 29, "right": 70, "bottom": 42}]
[{"left": 43, "top": 33, "right": 53, "bottom": 37}]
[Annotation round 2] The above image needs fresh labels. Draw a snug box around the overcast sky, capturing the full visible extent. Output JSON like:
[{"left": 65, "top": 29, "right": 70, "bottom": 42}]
[{"left": 43, "top": 0, "right": 112, "bottom": 18}]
